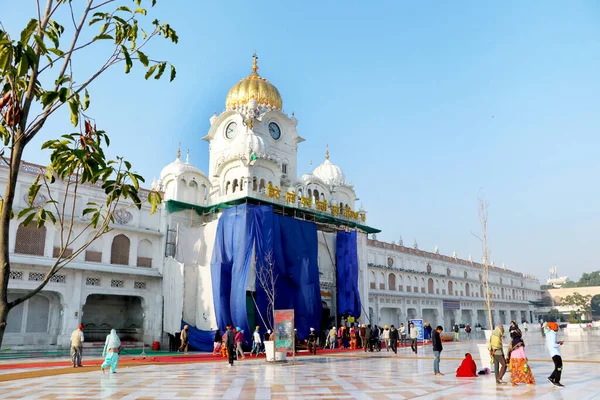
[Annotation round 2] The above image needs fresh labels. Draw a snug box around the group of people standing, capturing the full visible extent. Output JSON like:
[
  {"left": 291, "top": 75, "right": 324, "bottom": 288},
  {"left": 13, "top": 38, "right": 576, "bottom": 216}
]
[{"left": 487, "top": 320, "right": 565, "bottom": 388}]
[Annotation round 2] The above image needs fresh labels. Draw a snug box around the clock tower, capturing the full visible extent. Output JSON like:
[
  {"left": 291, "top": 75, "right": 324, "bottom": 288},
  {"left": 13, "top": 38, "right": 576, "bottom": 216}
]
[{"left": 202, "top": 53, "right": 304, "bottom": 203}]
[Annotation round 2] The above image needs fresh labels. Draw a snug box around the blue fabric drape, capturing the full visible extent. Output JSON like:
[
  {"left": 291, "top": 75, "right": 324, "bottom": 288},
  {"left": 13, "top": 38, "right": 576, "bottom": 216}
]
[
  {"left": 336, "top": 230, "right": 362, "bottom": 317},
  {"left": 211, "top": 204, "right": 322, "bottom": 342},
  {"left": 181, "top": 321, "right": 215, "bottom": 352}
]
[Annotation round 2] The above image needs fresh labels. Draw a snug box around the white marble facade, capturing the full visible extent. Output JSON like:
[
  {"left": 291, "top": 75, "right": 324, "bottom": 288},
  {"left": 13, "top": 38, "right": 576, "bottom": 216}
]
[{"left": 2, "top": 54, "right": 542, "bottom": 349}]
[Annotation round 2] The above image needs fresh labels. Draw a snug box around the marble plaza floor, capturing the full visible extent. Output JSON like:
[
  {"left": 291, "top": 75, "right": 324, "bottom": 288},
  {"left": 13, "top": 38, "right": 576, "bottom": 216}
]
[{"left": 0, "top": 334, "right": 599, "bottom": 399}]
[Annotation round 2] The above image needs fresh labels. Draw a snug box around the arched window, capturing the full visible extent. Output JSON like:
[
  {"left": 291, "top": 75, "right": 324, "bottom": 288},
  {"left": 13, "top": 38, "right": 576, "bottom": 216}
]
[
  {"left": 308, "top": 189, "right": 312, "bottom": 198},
  {"left": 259, "top": 179, "right": 266, "bottom": 192},
  {"left": 379, "top": 272, "right": 385, "bottom": 290},
  {"left": 252, "top": 177, "right": 257, "bottom": 191},
  {"left": 232, "top": 179, "right": 238, "bottom": 193},
  {"left": 137, "top": 239, "right": 153, "bottom": 267},
  {"left": 201, "top": 184, "right": 208, "bottom": 203},
  {"left": 398, "top": 275, "right": 404, "bottom": 291},
  {"left": 501, "top": 287, "right": 505, "bottom": 299},
  {"left": 313, "top": 190, "right": 319, "bottom": 202},
  {"left": 110, "top": 234, "right": 130, "bottom": 265},
  {"left": 177, "top": 178, "right": 187, "bottom": 200},
  {"left": 225, "top": 181, "right": 231, "bottom": 195},
  {"left": 428, "top": 278, "right": 434, "bottom": 294},
  {"left": 406, "top": 276, "right": 412, "bottom": 292},
  {"left": 370, "top": 271, "right": 376, "bottom": 289},
  {"left": 26, "top": 295, "right": 50, "bottom": 333},
  {"left": 480, "top": 285, "right": 484, "bottom": 298},
  {"left": 188, "top": 180, "right": 198, "bottom": 203},
  {"left": 15, "top": 223, "right": 46, "bottom": 256},
  {"left": 512, "top": 289, "right": 515, "bottom": 300},
  {"left": 421, "top": 277, "right": 426, "bottom": 293},
  {"left": 466, "top": 283, "right": 470, "bottom": 297},
  {"left": 448, "top": 281, "right": 454, "bottom": 296},
  {"left": 388, "top": 274, "right": 396, "bottom": 291},
  {"left": 321, "top": 192, "right": 325, "bottom": 199}
]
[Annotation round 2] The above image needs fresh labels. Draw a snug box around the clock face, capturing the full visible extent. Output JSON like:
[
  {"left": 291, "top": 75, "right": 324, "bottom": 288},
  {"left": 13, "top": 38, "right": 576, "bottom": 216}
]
[
  {"left": 225, "top": 122, "right": 237, "bottom": 140},
  {"left": 268, "top": 122, "right": 281, "bottom": 140}
]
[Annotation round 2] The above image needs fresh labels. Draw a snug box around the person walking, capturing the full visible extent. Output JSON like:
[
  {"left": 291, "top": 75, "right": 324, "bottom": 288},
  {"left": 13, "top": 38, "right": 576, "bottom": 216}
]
[
  {"left": 399, "top": 323, "right": 407, "bottom": 347},
  {"left": 364, "top": 325, "right": 372, "bottom": 352},
  {"left": 213, "top": 328, "right": 222, "bottom": 355},
  {"left": 251, "top": 326, "right": 261, "bottom": 357},
  {"left": 178, "top": 325, "right": 189, "bottom": 354},
  {"left": 308, "top": 328, "right": 318, "bottom": 355},
  {"left": 465, "top": 324, "right": 472, "bottom": 340},
  {"left": 350, "top": 325, "right": 357, "bottom": 350},
  {"left": 101, "top": 329, "right": 121, "bottom": 374},
  {"left": 409, "top": 322, "right": 418, "bottom": 355},
  {"left": 382, "top": 325, "right": 390, "bottom": 352},
  {"left": 545, "top": 322, "right": 565, "bottom": 388},
  {"left": 523, "top": 321, "right": 529, "bottom": 335},
  {"left": 424, "top": 323, "right": 432, "bottom": 344},
  {"left": 432, "top": 326, "right": 444, "bottom": 376},
  {"left": 70, "top": 324, "right": 84, "bottom": 367},
  {"left": 225, "top": 325, "right": 235, "bottom": 366},
  {"left": 329, "top": 326, "right": 337, "bottom": 350},
  {"left": 488, "top": 324, "right": 507, "bottom": 384},
  {"left": 509, "top": 327, "right": 535, "bottom": 386},
  {"left": 389, "top": 325, "right": 399, "bottom": 354},
  {"left": 235, "top": 328, "right": 245, "bottom": 359},
  {"left": 453, "top": 324, "right": 460, "bottom": 341}
]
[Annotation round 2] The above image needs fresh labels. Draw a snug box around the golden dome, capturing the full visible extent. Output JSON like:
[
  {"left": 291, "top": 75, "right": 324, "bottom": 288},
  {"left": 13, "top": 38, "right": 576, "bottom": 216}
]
[{"left": 225, "top": 53, "right": 283, "bottom": 110}]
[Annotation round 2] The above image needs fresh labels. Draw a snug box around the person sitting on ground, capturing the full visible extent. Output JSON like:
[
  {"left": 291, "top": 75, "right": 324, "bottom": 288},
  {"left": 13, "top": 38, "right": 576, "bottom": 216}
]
[{"left": 456, "top": 353, "right": 478, "bottom": 377}]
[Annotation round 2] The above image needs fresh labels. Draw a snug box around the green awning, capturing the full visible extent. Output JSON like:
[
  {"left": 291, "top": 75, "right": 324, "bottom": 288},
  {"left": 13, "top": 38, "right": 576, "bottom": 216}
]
[{"left": 165, "top": 197, "right": 381, "bottom": 234}]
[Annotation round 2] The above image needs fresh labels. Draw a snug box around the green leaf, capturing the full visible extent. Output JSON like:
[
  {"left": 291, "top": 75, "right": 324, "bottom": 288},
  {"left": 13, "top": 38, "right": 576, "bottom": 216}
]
[
  {"left": 170, "top": 65, "right": 176, "bottom": 82},
  {"left": 124, "top": 160, "right": 132, "bottom": 170},
  {"left": 82, "top": 208, "right": 96, "bottom": 216},
  {"left": 134, "top": 8, "right": 147, "bottom": 15},
  {"left": 17, "top": 207, "right": 34, "bottom": 219},
  {"left": 20, "top": 19, "right": 38, "bottom": 44},
  {"left": 22, "top": 212, "right": 35, "bottom": 227},
  {"left": 68, "top": 98, "right": 79, "bottom": 127},
  {"left": 41, "top": 91, "right": 59, "bottom": 107},
  {"left": 116, "top": 6, "right": 132, "bottom": 12},
  {"left": 58, "top": 87, "right": 69, "bottom": 103},
  {"left": 46, "top": 210, "right": 56, "bottom": 224},
  {"left": 16, "top": 53, "right": 29, "bottom": 77},
  {"left": 154, "top": 62, "right": 166, "bottom": 80},
  {"left": 136, "top": 50, "right": 149, "bottom": 67},
  {"left": 83, "top": 89, "right": 90, "bottom": 110},
  {"left": 144, "top": 64, "right": 157, "bottom": 80},
  {"left": 28, "top": 178, "right": 41, "bottom": 206},
  {"left": 121, "top": 45, "right": 132, "bottom": 74},
  {"left": 128, "top": 171, "right": 139, "bottom": 190},
  {"left": 93, "top": 34, "right": 114, "bottom": 41},
  {"left": 48, "top": 48, "right": 64, "bottom": 57},
  {"left": 33, "top": 34, "right": 47, "bottom": 54}
]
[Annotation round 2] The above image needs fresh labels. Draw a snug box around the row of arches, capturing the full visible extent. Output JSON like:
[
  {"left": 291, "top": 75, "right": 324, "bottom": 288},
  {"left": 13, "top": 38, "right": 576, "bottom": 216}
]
[
  {"left": 14, "top": 224, "right": 154, "bottom": 268},
  {"left": 370, "top": 271, "right": 529, "bottom": 300},
  {"left": 224, "top": 177, "right": 272, "bottom": 195},
  {"left": 164, "top": 178, "right": 208, "bottom": 205}
]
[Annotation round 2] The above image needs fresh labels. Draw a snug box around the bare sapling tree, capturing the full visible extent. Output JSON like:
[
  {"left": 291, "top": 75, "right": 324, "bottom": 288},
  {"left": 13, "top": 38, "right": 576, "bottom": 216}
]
[
  {"left": 472, "top": 192, "right": 493, "bottom": 331},
  {"left": 0, "top": 0, "right": 178, "bottom": 346},
  {"left": 254, "top": 250, "right": 278, "bottom": 332}
]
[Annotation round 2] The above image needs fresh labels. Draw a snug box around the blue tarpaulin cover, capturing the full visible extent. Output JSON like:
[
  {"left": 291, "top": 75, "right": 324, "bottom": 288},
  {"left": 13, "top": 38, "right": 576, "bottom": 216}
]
[
  {"left": 210, "top": 204, "right": 322, "bottom": 341},
  {"left": 336, "top": 230, "right": 362, "bottom": 317},
  {"left": 181, "top": 320, "right": 216, "bottom": 352}
]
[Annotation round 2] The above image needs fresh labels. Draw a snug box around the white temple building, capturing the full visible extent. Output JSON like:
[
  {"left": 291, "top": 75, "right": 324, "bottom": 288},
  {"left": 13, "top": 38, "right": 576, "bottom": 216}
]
[{"left": 2, "top": 54, "right": 541, "bottom": 349}]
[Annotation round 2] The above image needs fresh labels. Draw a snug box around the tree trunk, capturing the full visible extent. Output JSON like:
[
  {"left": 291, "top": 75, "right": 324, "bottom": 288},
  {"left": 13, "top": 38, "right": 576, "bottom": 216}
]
[{"left": 0, "top": 140, "right": 25, "bottom": 348}]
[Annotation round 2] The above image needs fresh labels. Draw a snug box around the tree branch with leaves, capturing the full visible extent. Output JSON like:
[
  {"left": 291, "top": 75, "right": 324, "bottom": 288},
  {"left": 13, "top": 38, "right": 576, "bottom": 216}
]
[
  {"left": 0, "top": 0, "right": 177, "bottom": 346},
  {"left": 254, "top": 251, "right": 278, "bottom": 333}
]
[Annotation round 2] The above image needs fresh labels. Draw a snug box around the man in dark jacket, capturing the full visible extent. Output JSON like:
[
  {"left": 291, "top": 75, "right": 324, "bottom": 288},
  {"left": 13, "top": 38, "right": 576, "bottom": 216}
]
[
  {"left": 432, "top": 326, "right": 444, "bottom": 376},
  {"left": 389, "top": 325, "right": 399, "bottom": 354},
  {"left": 359, "top": 324, "right": 366, "bottom": 350},
  {"left": 225, "top": 325, "right": 235, "bottom": 366}
]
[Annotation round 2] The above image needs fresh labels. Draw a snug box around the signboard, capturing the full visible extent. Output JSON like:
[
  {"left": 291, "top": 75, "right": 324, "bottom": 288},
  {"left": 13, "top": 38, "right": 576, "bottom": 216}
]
[
  {"left": 347, "top": 317, "right": 355, "bottom": 323},
  {"left": 410, "top": 318, "right": 424, "bottom": 342},
  {"left": 443, "top": 300, "right": 460, "bottom": 310},
  {"left": 274, "top": 309, "right": 294, "bottom": 352}
]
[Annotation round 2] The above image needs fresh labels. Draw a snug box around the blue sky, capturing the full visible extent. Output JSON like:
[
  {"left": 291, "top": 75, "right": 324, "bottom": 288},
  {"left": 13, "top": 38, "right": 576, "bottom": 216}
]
[{"left": 3, "top": 1, "right": 599, "bottom": 283}]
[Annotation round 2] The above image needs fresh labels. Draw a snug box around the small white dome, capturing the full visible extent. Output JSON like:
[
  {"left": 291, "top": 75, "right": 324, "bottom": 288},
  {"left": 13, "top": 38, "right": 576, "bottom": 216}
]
[
  {"left": 159, "top": 154, "right": 206, "bottom": 181},
  {"left": 313, "top": 159, "right": 345, "bottom": 185}
]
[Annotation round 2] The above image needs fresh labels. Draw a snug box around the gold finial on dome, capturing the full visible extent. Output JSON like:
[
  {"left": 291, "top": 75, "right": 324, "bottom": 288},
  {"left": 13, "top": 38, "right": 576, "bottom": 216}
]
[
  {"left": 325, "top": 144, "right": 330, "bottom": 160},
  {"left": 252, "top": 50, "right": 258, "bottom": 73},
  {"left": 177, "top": 142, "right": 181, "bottom": 159}
]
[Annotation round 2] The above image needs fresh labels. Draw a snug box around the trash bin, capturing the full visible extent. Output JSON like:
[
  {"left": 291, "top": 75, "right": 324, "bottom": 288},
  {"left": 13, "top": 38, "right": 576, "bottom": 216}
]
[{"left": 152, "top": 341, "right": 160, "bottom": 351}]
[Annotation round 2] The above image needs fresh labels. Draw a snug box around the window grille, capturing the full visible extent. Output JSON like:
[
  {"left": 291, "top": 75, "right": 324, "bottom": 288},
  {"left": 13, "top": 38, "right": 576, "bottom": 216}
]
[
  {"left": 9, "top": 271, "right": 23, "bottom": 280},
  {"left": 26, "top": 296, "right": 49, "bottom": 333},
  {"left": 28, "top": 272, "right": 45, "bottom": 281},
  {"left": 165, "top": 226, "right": 176, "bottom": 257},
  {"left": 110, "top": 234, "right": 130, "bottom": 265},
  {"left": 86, "top": 277, "right": 101, "bottom": 286},
  {"left": 111, "top": 279, "right": 124, "bottom": 288},
  {"left": 52, "top": 247, "right": 73, "bottom": 258},
  {"left": 85, "top": 250, "right": 102, "bottom": 262},
  {"left": 50, "top": 274, "right": 66, "bottom": 283},
  {"left": 134, "top": 281, "right": 147, "bottom": 290},
  {"left": 14, "top": 224, "right": 46, "bottom": 256}
]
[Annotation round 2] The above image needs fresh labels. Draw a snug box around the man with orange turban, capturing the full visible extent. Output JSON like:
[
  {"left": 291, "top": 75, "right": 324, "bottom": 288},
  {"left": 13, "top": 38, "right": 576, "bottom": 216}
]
[
  {"left": 70, "top": 324, "right": 84, "bottom": 367},
  {"left": 545, "top": 322, "right": 565, "bottom": 388}
]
